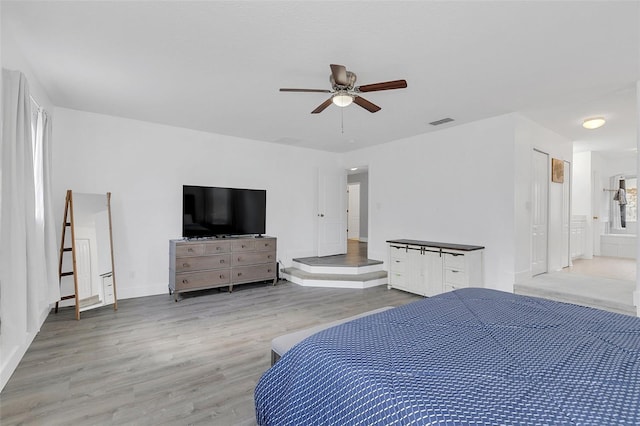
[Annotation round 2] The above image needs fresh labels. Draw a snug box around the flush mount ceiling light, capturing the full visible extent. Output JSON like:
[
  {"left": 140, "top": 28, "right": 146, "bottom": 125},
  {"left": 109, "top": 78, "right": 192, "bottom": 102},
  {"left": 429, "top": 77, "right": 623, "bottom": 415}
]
[
  {"left": 582, "top": 117, "right": 606, "bottom": 130},
  {"left": 332, "top": 92, "right": 353, "bottom": 107}
]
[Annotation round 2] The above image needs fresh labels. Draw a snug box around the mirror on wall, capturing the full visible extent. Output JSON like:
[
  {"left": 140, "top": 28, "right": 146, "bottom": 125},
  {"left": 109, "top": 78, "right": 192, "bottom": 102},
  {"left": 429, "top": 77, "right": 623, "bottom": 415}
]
[{"left": 58, "top": 191, "right": 117, "bottom": 319}]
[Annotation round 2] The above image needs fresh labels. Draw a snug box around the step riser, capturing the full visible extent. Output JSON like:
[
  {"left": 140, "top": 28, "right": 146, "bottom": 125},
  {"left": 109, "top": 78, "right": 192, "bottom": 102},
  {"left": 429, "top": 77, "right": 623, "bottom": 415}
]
[
  {"left": 292, "top": 261, "right": 383, "bottom": 275},
  {"left": 282, "top": 272, "right": 387, "bottom": 289}
]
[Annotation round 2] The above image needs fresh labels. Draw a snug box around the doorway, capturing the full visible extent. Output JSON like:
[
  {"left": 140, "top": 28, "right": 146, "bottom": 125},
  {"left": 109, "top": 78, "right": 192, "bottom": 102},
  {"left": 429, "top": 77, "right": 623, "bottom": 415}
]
[
  {"left": 347, "top": 167, "right": 369, "bottom": 258},
  {"left": 347, "top": 183, "right": 360, "bottom": 240}
]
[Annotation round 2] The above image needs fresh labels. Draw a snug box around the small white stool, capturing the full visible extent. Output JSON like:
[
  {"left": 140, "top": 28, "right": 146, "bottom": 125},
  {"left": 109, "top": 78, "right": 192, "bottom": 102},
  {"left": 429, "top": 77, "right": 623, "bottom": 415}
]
[{"left": 270, "top": 306, "right": 394, "bottom": 365}]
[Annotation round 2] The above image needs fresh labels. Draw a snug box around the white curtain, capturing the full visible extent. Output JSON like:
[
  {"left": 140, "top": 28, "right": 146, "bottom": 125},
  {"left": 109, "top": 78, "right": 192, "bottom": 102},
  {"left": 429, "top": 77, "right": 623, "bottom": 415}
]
[
  {"left": 1, "top": 69, "right": 59, "bottom": 337},
  {"left": 34, "top": 108, "right": 61, "bottom": 307}
]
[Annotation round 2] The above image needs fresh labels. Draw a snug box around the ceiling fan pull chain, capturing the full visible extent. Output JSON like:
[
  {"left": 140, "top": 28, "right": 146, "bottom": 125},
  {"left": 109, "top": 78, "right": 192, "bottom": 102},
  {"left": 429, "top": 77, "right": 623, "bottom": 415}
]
[{"left": 341, "top": 106, "right": 344, "bottom": 134}]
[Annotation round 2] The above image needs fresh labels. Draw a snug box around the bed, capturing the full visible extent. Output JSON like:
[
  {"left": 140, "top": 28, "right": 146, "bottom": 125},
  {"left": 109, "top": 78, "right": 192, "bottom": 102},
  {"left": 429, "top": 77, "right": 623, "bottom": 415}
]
[{"left": 254, "top": 288, "right": 640, "bottom": 425}]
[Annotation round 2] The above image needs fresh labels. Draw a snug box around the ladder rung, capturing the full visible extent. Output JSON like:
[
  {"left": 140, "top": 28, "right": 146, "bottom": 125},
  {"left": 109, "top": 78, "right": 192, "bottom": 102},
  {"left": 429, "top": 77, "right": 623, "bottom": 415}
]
[
  {"left": 60, "top": 295, "right": 76, "bottom": 301},
  {"left": 65, "top": 222, "right": 71, "bottom": 226},
  {"left": 60, "top": 272, "right": 74, "bottom": 277},
  {"left": 63, "top": 248, "right": 72, "bottom": 252}
]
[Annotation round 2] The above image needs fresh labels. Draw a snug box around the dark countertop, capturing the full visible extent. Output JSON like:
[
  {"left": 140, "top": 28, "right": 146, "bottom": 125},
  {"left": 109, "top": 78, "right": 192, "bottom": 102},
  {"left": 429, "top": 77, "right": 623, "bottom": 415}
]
[{"left": 387, "top": 239, "right": 484, "bottom": 252}]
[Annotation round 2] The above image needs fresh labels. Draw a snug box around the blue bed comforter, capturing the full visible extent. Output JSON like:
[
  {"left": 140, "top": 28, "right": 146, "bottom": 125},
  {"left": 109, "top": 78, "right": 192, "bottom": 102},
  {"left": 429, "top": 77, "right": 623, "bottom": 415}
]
[{"left": 254, "top": 288, "right": 640, "bottom": 425}]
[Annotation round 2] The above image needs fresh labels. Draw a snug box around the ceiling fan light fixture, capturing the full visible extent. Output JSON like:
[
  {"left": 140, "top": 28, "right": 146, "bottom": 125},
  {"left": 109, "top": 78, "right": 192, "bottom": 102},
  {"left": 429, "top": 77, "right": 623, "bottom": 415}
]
[
  {"left": 582, "top": 117, "right": 606, "bottom": 130},
  {"left": 332, "top": 92, "right": 353, "bottom": 107}
]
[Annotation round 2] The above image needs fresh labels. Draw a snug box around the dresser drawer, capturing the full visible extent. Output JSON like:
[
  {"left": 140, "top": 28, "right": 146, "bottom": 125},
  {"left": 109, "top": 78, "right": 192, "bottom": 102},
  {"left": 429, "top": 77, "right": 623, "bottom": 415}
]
[
  {"left": 176, "top": 254, "right": 231, "bottom": 272},
  {"left": 444, "top": 283, "right": 460, "bottom": 293},
  {"left": 232, "top": 250, "right": 275, "bottom": 266},
  {"left": 232, "top": 263, "right": 276, "bottom": 284},
  {"left": 204, "top": 241, "right": 231, "bottom": 254},
  {"left": 176, "top": 270, "right": 230, "bottom": 291},
  {"left": 444, "top": 252, "right": 465, "bottom": 269},
  {"left": 232, "top": 240, "right": 256, "bottom": 252},
  {"left": 255, "top": 239, "right": 277, "bottom": 251},
  {"left": 175, "top": 243, "right": 204, "bottom": 257},
  {"left": 444, "top": 268, "right": 467, "bottom": 286},
  {"left": 389, "top": 271, "right": 408, "bottom": 285},
  {"left": 390, "top": 257, "right": 407, "bottom": 273}
]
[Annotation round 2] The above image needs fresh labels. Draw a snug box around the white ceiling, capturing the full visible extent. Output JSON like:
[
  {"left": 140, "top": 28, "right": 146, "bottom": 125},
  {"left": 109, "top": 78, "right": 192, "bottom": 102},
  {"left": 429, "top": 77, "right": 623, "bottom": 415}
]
[{"left": 2, "top": 1, "right": 639, "bottom": 153}]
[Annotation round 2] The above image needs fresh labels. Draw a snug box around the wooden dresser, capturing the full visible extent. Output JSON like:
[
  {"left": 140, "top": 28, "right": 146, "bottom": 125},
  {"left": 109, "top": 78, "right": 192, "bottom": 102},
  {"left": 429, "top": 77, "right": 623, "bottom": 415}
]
[{"left": 169, "top": 236, "right": 277, "bottom": 300}]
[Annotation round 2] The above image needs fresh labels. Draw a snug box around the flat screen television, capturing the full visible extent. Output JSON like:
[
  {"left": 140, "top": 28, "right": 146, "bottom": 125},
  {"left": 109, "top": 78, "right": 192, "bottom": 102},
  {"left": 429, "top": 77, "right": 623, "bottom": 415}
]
[{"left": 182, "top": 185, "right": 266, "bottom": 238}]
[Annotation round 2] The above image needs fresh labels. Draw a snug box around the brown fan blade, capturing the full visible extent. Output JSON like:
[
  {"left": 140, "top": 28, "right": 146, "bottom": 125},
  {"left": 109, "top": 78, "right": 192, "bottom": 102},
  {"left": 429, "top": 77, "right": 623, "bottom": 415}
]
[
  {"left": 330, "top": 64, "right": 348, "bottom": 86},
  {"left": 311, "top": 98, "right": 333, "bottom": 114},
  {"left": 353, "top": 96, "right": 381, "bottom": 113},
  {"left": 280, "top": 88, "right": 332, "bottom": 93},
  {"left": 357, "top": 79, "right": 407, "bottom": 92}
]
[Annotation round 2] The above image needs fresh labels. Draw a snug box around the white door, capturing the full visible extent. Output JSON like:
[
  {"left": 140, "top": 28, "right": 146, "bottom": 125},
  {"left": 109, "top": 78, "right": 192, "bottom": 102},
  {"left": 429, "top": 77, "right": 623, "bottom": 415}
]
[
  {"left": 532, "top": 150, "right": 549, "bottom": 276},
  {"left": 317, "top": 167, "right": 347, "bottom": 257},
  {"left": 75, "top": 239, "right": 93, "bottom": 299},
  {"left": 347, "top": 183, "right": 360, "bottom": 240},
  {"left": 561, "top": 160, "right": 571, "bottom": 267}
]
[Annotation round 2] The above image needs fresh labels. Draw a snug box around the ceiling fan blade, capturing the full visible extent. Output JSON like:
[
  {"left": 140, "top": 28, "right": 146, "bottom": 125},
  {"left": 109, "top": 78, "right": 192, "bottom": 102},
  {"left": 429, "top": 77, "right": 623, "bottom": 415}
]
[
  {"left": 311, "top": 98, "right": 333, "bottom": 114},
  {"left": 357, "top": 79, "right": 407, "bottom": 92},
  {"left": 353, "top": 96, "right": 381, "bottom": 113},
  {"left": 330, "top": 64, "right": 348, "bottom": 86},
  {"left": 280, "top": 88, "right": 332, "bottom": 93}
]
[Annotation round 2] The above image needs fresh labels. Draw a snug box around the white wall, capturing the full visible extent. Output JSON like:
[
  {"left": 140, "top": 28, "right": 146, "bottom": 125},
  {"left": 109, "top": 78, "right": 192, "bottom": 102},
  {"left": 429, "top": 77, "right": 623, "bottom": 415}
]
[
  {"left": 341, "top": 113, "right": 572, "bottom": 292},
  {"left": 342, "top": 114, "right": 517, "bottom": 292},
  {"left": 52, "top": 108, "right": 340, "bottom": 299},
  {"left": 636, "top": 80, "right": 640, "bottom": 316},
  {"left": 573, "top": 152, "right": 594, "bottom": 259},
  {"left": 514, "top": 115, "right": 573, "bottom": 279}
]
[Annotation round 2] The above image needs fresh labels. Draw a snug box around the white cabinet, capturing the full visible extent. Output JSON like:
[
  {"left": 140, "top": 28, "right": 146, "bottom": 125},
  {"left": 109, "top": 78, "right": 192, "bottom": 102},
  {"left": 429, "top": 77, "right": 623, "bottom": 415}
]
[
  {"left": 388, "top": 239, "right": 484, "bottom": 297},
  {"left": 389, "top": 246, "right": 442, "bottom": 296}
]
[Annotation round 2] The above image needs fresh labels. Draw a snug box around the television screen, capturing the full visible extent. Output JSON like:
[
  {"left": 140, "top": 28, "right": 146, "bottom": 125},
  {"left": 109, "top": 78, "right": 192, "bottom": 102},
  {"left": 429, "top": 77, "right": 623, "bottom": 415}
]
[{"left": 183, "top": 186, "right": 266, "bottom": 238}]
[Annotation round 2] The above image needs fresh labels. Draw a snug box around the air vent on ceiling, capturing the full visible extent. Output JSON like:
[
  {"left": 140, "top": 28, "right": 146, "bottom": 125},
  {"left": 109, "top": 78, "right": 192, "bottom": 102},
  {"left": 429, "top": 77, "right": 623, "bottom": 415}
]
[{"left": 429, "top": 117, "right": 454, "bottom": 126}]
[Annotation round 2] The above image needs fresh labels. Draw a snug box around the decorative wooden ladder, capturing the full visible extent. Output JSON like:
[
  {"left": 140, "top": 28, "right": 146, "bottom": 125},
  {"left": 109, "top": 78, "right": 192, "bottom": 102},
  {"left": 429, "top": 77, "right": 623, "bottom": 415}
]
[{"left": 56, "top": 190, "right": 81, "bottom": 320}]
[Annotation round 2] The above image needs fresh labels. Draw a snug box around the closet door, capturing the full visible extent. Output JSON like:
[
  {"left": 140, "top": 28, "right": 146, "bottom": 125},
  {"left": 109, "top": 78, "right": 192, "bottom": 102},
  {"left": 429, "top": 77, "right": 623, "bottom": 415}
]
[{"left": 532, "top": 150, "right": 549, "bottom": 276}]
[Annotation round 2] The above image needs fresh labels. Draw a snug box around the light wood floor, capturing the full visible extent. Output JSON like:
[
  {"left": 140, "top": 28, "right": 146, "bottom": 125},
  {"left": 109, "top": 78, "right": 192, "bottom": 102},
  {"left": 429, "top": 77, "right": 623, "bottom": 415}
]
[
  {"left": 0, "top": 281, "right": 420, "bottom": 425},
  {"left": 563, "top": 256, "right": 636, "bottom": 281}
]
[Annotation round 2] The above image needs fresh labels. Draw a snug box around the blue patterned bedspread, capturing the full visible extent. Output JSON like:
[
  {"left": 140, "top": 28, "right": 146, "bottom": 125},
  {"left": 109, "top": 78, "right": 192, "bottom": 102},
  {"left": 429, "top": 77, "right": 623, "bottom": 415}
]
[{"left": 254, "top": 288, "right": 640, "bottom": 425}]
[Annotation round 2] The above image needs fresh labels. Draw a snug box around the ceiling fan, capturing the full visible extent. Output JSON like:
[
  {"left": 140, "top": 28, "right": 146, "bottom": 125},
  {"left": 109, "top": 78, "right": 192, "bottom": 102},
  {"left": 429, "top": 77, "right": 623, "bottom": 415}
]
[{"left": 280, "top": 64, "right": 407, "bottom": 114}]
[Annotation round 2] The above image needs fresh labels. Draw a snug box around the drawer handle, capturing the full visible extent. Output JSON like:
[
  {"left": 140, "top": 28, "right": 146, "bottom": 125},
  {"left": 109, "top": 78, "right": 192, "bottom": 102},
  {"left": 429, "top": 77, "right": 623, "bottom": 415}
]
[
  {"left": 237, "top": 257, "right": 242, "bottom": 262},
  {"left": 241, "top": 245, "right": 246, "bottom": 248},
  {"left": 395, "top": 260, "right": 400, "bottom": 263},
  {"left": 450, "top": 270, "right": 460, "bottom": 273},
  {"left": 217, "top": 247, "right": 221, "bottom": 251},
  {"left": 187, "top": 248, "right": 194, "bottom": 252},
  {"left": 237, "top": 272, "right": 242, "bottom": 276},
  {"left": 182, "top": 279, "right": 189, "bottom": 284},
  {"left": 268, "top": 255, "right": 272, "bottom": 259},
  {"left": 220, "top": 274, "right": 224, "bottom": 279},
  {"left": 264, "top": 243, "right": 269, "bottom": 247},
  {"left": 183, "top": 263, "right": 190, "bottom": 268},
  {"left": 267, "top": 269, "right": 272, "bottom": 273},
  {"left": 220, "top": 259, "right": 225, "bottom": 264}
]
